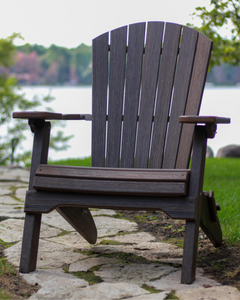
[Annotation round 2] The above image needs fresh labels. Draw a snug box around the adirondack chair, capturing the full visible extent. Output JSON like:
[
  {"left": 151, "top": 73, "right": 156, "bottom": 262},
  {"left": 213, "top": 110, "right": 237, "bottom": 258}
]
[{"left": 13, "top": 21, "right": 230, "bottom": 284}]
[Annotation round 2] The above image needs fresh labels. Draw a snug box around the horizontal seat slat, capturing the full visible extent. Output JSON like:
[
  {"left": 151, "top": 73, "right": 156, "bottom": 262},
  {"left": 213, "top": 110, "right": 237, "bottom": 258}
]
[
  {"left": 36, "top": 165, "right": 190, "bottom": 182},
  {"left": 33, "top": 177, "right": 187, "bottom": 196}
]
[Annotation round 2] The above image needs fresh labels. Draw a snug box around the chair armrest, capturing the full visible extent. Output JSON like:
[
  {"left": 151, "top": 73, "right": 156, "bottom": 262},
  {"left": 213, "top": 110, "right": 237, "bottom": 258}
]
[
  {"left": 13, "top": 111, "right": 92, "bottom": 120},
  {"left": 179, "top": 116, "right": 230, "bottom": 124},
  {"left": 13, "top": 111, "right": 62, "bottom": 120},
  {"left": 179, "top": 115, "right": 230, "bottom": 139},
  {"left": 62, "top": 114, "right": 92, "bottom": 120}
]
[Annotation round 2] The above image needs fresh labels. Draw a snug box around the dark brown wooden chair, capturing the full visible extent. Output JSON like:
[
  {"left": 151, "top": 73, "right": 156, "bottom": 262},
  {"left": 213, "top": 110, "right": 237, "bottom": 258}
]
[{"left": 13, "top": 22, "right": 230, "bottom": 284}]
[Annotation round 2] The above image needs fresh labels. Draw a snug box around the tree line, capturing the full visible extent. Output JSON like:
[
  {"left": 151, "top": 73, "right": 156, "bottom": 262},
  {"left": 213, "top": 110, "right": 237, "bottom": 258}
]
[
  {"left": 8, "top": 42, "right": 240, "bottom": 86},
  {"left": 11, "top": 43, "right": 92, "bottom": 85}
]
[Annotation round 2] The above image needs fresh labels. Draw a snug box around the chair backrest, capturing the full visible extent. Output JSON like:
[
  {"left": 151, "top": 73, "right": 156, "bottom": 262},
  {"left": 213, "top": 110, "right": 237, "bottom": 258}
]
[{"left": 91, "top": 22, "right": 212, "bottom": 169}]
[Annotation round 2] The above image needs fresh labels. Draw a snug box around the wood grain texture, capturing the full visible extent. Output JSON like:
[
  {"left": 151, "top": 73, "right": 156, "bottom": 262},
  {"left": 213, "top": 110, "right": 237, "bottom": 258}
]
[
  {"left": 92, "top": 32, "right": 109, "bottom": 167},
  {"left": 179, "top": 115, "right": 230, "bottom": 124},
  {"left": 13, "top": 111, "right": 63, "bottom": 120},
  {"left": 149, "top": 22, "right": 182, "bottom": 168},
  {"left": 34, "top": 177, "right": 188, "bottom": 196},
  {"left": 106, "top": 26, "right": 127, "bottom": 167},
  {"left": 17, "top": 22, "right": 221, "bottom": 283},
  {"left": 25, "top": 190, "right": 196, "bottom": 220},
  {"left": 62, "top": 114, "right": 92, "bottom": 120},
  {"left": 56, "top": 207, "right": 97, "bottom": 244},
  {"left": 36, "top": 165, "right": 190, "bottom": 181},
  {"left": 20, "top": 120, "right": 50, "bottom": 273},
  {"left": 19, "top": 213, "right": 42, "bottom": 273},
  {"left": 200, "top": 194, "right": 222, "bottom": 247},
  {"left": 176, "top": 33, "right": 213, "bottom": 169},
  {"left": 162, "top": 26, "right": 199, "bottom": 169},
  {"left": 181, "top": 126, "right": 207, "bottom": 284},
  {"left": 121, "top": 22, "right": 146, "bottom": 168},
  {"left": 134, "top": 22, "right": 164, "bottom": 168}
]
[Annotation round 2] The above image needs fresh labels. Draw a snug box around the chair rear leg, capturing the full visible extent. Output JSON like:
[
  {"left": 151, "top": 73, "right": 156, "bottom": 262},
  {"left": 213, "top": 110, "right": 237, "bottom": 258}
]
[
  {"left": 19, "top": 213, "right": 42, "bottom": 273},
  {"left": 181, "top": 220, "right": 200, "bottom": 284}
]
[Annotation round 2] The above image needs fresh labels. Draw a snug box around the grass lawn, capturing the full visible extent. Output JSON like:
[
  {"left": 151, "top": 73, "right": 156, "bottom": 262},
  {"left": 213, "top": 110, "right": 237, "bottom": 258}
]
[
  {"left": 50, "top": 156, "right": 240, "bottom": 244},
  {"left": 203, "top": 158, "right": 240, "bottom": 244}
]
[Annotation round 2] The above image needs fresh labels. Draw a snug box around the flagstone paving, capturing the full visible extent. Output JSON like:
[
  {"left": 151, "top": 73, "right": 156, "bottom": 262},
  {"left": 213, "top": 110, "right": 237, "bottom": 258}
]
[{"left": 0, "top": 166, "right": 239, "bottom": 299}]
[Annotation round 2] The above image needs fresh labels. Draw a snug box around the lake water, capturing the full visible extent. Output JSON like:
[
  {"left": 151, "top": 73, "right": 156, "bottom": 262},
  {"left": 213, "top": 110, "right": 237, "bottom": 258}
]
[{"left": 17, "top": 85, "right": 239, "bottom": 160}]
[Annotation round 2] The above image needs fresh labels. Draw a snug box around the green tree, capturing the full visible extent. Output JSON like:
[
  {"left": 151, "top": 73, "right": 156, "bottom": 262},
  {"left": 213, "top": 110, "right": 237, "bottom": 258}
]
[
  {"left": 0, "top": 34, "right": 72, "bottom": 165},
  {"left": 188, "top": 0, "right": 240, "bottom": 68}
]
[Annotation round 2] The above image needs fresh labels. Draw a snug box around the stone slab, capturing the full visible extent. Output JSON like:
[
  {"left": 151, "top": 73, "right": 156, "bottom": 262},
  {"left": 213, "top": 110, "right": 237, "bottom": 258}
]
[
  {"left": 0, "top": 167, "right": 29, "bottom": 182},
  {"left": 42, "top": 211, "right": 77, "bottom": 232},
  {"left": 104, "top": 232, "right": 155, "bottom": 244},
  {"left": 5, "top": 239, "right": 85, "bottom": 268},
  {"left": 147, "top": 270, "right": 221, "bottom": 291},
  {"left": 176, "top": 285, "right": 240, "bottom": 300},
  {"left": 0, "top": 187, "right": 12, "bottom": 195},
  {"left": 0, "top": 204, "right": 25, "bottom": 218},
  {"left": 68, "top": 282, "right": 150, "bottom": 300},
  {"left": 91, "top": 209, "right": 116, "bottom": 216},
  {"left": 69, "top": 256, "right": 119, "bottom": 272},
  {"left": 130, "top": 291, "right": 172, "bottom": 300},
  {"left": 94, "top": 216, "right": 138, "bottom": 237},
  {"left": 21, "top": 268, "right": 88, "bottom": 299},
  {"left": 0, "top": 218, "right": 62, "bottom": 242},
  {"left": 45, "top": 232, "right": 95, "bottom": 249},
  {"left": 90, "top": 241, "right": 183, "bottom": 262},
  {"left": 0, "top": 182, "right": 15, "bottom": 187},
  {"left": 0, "top": 195, "right": 24, "bottom": 204},
  {"left": 95, "top": 264, "right": 177, "bottom": 284},
  {"left": 15, "top": 187, "right": 28, "bottom": 196}
]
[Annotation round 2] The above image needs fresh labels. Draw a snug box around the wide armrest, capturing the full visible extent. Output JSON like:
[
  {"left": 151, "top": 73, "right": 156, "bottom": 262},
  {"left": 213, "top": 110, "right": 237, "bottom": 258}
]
[
  {"left": 179, "top": 115, "right": 230, "bottom": 124},
  {"left": 13, "top": 111, "right": 92, "bottom": 120},
  {"left": 179, "top": 115, "right": 230, "bottom": 139}
]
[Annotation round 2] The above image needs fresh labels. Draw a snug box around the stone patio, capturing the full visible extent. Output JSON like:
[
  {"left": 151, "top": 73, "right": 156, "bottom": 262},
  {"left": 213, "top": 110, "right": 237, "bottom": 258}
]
[{"left": 0, "top": 166, "right": 239, "bottom": 299}]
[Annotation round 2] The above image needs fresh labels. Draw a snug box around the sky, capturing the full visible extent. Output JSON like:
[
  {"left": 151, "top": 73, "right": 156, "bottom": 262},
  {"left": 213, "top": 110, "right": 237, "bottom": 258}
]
[{"left": 1, "top": 0, "right": 211, "bottom": 48}]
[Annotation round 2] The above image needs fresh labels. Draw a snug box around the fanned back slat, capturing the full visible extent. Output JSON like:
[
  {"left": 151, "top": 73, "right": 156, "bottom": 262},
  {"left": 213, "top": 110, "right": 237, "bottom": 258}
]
[
  {"left": 149, "top": 23, "right": 182, "bottom": 168},
  {"left": 176, "top": 33, "right": 213, "bottom": 169},
  {"left": 91, "top": 22, "right": 212, "bottom": 171},
  {"left": 92, "top": 32, "right": 109, "bottom": 167},
  {"left": 121, "top": 23, "right": 146, "bottom": 168},
  {"left": 134, "top": 22, "right": 164, "bottom": 168},
  {"left": 162, "top": 26, "right": 199, "bottom": 169},
  {"left": 106, "top": 26, "right": 127, "bottom": 167}
]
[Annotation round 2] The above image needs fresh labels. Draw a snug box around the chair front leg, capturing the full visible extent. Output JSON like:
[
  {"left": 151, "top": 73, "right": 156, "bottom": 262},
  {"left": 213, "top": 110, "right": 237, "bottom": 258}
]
[
  {"left": 181, "top": 125, "right": 207, "bottom": 284},
  {"left": 19, "top": 120, "right": 51, "bottom": 273}
]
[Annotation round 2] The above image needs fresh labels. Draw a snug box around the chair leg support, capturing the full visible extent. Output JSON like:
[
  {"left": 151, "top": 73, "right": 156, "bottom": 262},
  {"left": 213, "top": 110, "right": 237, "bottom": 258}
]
[
  {"left": 181, "top": 220, "right": 200, "bottom": 284},
  {"left": 19, "top": 213, "right": 42, "bottom": 273}
]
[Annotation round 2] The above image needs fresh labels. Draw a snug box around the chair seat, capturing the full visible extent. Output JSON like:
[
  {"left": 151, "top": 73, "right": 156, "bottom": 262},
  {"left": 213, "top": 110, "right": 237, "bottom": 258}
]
[{"left": 33, "top": 165, "right": 190, "bottom": 196}]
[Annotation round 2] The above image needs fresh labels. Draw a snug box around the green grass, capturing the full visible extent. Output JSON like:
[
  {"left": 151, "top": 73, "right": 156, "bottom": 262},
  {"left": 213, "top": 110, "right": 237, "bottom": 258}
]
[
  {"left": 203, "top": 158, "right": 240, "bottom": 244},
  {"left": 48, "top": 156, "right": 240, "bottom": 244},
  {"left": 0, "top": 288, "right": 11, "bottom": 300},
  {"left": 49, "top": 156, "right": 91, "bottom": 166},
  {"left": 0, "top": 257, "right": 16, "bottom": 276}
]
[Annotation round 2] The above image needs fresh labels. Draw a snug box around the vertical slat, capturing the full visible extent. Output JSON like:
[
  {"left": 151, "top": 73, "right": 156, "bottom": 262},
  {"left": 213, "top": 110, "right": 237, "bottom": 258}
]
[
  {"left": 121, "top": 22, "right": 146, "bottom": 168},
  {"left": 134, "top": 22, "right": 164, "bottom": 168},
  {"left": 92, "top": 32, "right": 109, "bottom": 167},
  {"left": 176, "top": 33, "right": 213, "bottom": 169},
  {"left": 106, "top": 26, "right": 127, "bottom": 167},
  {"left": 149, "top": 23, "right": 182, "bottom": 168},
  {"left": 162, "top": 26, "right": 199, "bottom": 169}
]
